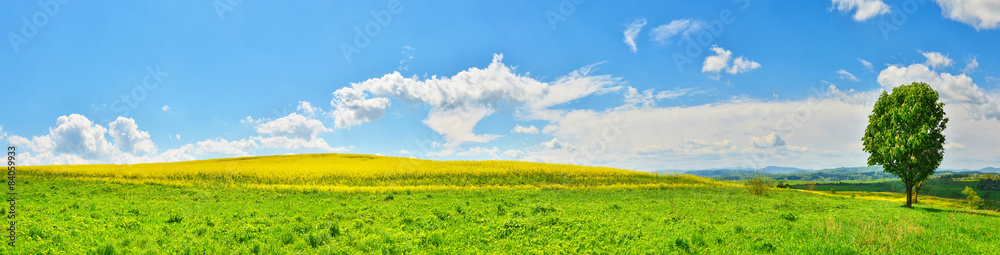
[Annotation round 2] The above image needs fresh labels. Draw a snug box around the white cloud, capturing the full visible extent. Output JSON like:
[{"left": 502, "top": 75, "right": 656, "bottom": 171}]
[
  {"left": 510, "top": 125, "right": 539, "bottom": 134},
  {"left": 423, "top": 106, "right": 500, "bottom": 147},
  {"left": 837, "top": 69, "right": 860, "bottom": 81},
  {"left": 47, "top": 114, "right": 116, "bottom": 160},
  {"left": 540, "top": 138, "right": 574, "bottom": 150},
  {"left": 194, "top": 138, "right": 256, "bottom": 157},
  {"left": 108, "top": 117, "right": 157, "bottom": 156},
  {"left": 877, "top": 63, "right": 985, "bottom": 104},
  {"left": 932, "top": 0, "right": 1000, "bottom": 30},
  {"left": 175, "top": 134, "right": 181, "bottom": 140},
  {"left": 702, "top": 46, "right": 760, "bottom": 75},
  {"left": 456, "top": 146, "right": 499, "bottom": 158},
  {"left": 161, "top": 105, "right": 170, "bottom": 111},
  {"left": 330, "top": 87, "right": 391, "bottom": 129},
  {"left": 831, "top": 0, "right": 891, "bottom": 21},
  {"left": 330, "top": 54, "right": 620, "bottom": 149},
  {"left": 503, "top": 149, "right": 524, "bottom": 159},
  {"left": 702, "top": 46, "right": 732, "bottom": 73},
  {"left": 728, "top": 57, "right": 762, "bottom": 74},
  {"left": 253, "top": 136, "right": 349, "bottom": 151},
  {"left": 297, "top": 101, "right": 319, "bottom": 117},
  {"left": 396, "top": 149, "right": 411, "bottom": 155},
  {"left": 649, "top": 19, "right": 705, "bottom": 45},
  {"left": 750, "top": 132, "right": 786, "bottom": 148},
  {"left": 965, "top": 56, "right": 979, "bottom": 73},
  {"left": 253, "top": 112, "right": 345, "bottom": 151},
  {"left": 859, "top": 59, "right": 874, "bottom": 72},
  {"left": 541, "top": 124, "right": 558, "bottom": 134},
  {"left": 877, "top": 62, "right": 1000, "bottom": 120},
  {"left": 922, "top": 51, "right": 954, "bottom": 69},
  {"left": 256, "top": 113, "right": 331, "bottom": 140},
  {"left": 656, "top": 87, "right": 705, "bottom": 100},
  {"left": 623, "top": 18, "right": 647, "bottom": 53}
]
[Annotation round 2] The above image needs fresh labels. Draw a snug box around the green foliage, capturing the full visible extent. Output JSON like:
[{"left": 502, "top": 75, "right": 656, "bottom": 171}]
[
  {"left": 4, "top": 178, "right": 1000, "bottom": 253},
  {"left": 830, "top": 188, "right": 836, "bottom": 194},
  {"left": 961, "top": 186, "right": 982, "bottom": 209},
  {"left": 863, "top": 82, "right": 948, "bottom": 207},
  {"left": 746, "top": 168, "right": 772, "bottom": 196}
]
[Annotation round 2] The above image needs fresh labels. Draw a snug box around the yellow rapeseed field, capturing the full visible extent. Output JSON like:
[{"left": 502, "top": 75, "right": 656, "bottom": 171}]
[{"left": 21, "top": 153, "right": 729, "bottom": 192}]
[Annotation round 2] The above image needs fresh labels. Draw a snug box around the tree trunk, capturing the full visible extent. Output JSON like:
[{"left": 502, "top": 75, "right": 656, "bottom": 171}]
[
  {"left": 913, "top": 182, "right": 922, "bottom": 204},
  {"left": 905, "top": 183, "right": 914, "bottom": 208}
]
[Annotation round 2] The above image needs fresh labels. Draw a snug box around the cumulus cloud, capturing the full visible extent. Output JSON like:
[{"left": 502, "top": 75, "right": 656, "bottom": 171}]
[
  {"left": 510, "top": 125, "right": 539, "bottom": 134},
  {"left": 831, "top": 0, "right": 891, "bottom": 21},
  {"left": 933, "top": 0, "right": 1000, "bottom": 30},
  {"left": 330, "top": 87, "right": 391, "bottom": 129},
  {"left": 750, "top": 132, "right": 786, "bottom": 148},
  {"left": 623, "top": 18, "right": 647, "bottom": 53},
  {"left": 256, "top": 113, "right": 331, "bottom": 140},
  {"left": 876, "top": 59, "right": 1000, "bottom": 120},
  {"left": 702, "top": 46, "right": 732, "bottom": 73},
  {"left": 396, "top": 149, "right": 411, "bottom": 155},
  {"left": 922, "top": 51, "right": 954, "bottom": 69},
  {"left": 702, "top": 46, "right": 760, "bottom": 75},
  {"left": 297, "top": 101, "right": 319, "bottom": 117},
  {"left": 254, "top": 112, "right": 345, "bottom": 151},
  {"left": 837, "top": 69, "right": 860, "bottom": 81},
  {"left": 649, "top": 19, "right": 704, "bottom": 45},
  {"left": 109, "top": 117, "right": 157, "bottom": 156},
  {"left": 161, "top": 105, "right": 170, "bottom": 111},
  {"left": 877, "top": 63, "right": 988, "bottom": 104},
  {"left": 47, "top": 114, "right": 116, "bottom": 160},
  {"left": 330, "top": 54, "right": 620, "bottom": 149}
]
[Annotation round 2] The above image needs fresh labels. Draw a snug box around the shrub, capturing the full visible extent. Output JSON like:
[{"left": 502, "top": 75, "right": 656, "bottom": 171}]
[
  {"left": 805, "top": 182, "right": 816, "bottom": 191},
  {"left": 746, "top": 168, "right": 772, "bottom": 196},
  {"left": 961, "top": 186, "right": 982, "bottom": 209},
  {"left": 830, "top": 188, "right": 836, "bottom": 194}
]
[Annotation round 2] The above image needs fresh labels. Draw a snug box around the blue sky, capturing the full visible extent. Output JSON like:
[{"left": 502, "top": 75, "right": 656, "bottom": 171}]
[{"left": 2, "top": 0, "right": 999, "bottom": 171}]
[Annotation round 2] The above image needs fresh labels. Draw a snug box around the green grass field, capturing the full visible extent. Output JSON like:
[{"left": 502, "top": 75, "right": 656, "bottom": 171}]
[{"left": 4, "top": 154, "right": 1000, "bottom": 254}]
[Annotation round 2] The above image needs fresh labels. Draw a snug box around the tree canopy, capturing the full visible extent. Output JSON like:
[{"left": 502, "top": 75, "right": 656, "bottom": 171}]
[{"left": 862, "top": 82, "right": 948, "bottom": 208}]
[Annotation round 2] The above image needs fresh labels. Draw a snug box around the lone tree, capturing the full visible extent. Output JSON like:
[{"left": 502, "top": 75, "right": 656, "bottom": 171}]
[{"left": 863, "top": 82, "right": 948, "bottom": 208}]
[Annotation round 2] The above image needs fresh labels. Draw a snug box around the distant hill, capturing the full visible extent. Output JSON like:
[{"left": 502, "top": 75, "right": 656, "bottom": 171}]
[
  {"left": 979, "top": 167, "right": 1000, "bottom": 173},
  {"left": 762, "top": 166, "right": 812, "bottom": 174}
]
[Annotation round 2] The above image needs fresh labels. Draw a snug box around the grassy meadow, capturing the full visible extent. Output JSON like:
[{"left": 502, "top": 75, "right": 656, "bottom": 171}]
[{"left": 5, "top": 154, "right": 1000, "bottom": 254}]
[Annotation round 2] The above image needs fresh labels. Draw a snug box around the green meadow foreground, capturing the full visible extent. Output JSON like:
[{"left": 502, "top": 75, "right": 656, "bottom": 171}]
[{"left": 6, "top": 154, "right": 999, "bottom": 254}]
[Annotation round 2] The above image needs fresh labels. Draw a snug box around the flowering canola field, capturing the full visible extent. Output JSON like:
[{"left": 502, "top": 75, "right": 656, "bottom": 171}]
[{"left": 21, "top": 153, "right": 728, "bottom": 192}]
